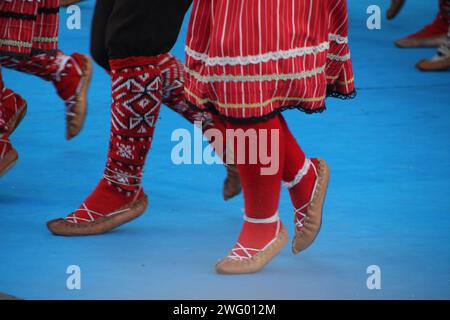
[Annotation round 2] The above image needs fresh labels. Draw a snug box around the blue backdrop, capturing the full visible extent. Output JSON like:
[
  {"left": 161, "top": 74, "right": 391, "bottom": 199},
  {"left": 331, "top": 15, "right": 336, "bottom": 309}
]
[{"left": 0, "top": 0, "right": 449, "bottom": 299}]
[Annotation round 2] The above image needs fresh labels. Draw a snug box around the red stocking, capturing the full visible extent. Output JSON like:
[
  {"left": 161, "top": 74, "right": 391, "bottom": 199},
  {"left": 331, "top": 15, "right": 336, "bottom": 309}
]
[
  {"left": 225, "top": 116, "right": 284, "bottom": 259},
  {"left": 279, "top": 116, "right": 318, "bottom": 233},
  {"left": 65, "top": 56, "right": 163, "bottom": 223}
]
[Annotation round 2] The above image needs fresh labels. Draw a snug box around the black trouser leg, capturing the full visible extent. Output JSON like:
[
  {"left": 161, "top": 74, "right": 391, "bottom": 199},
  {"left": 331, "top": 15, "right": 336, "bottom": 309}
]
[{"left": 91, "top": 0, "right": 191, "bottom": 70}]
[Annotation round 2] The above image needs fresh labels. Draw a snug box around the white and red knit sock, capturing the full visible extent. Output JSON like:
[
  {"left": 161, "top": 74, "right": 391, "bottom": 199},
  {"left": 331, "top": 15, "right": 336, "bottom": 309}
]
[
  {"left": 65, "top": 56, "right": 164, "bottom": 224},
  {"left": 0, "top": 51, "right": 85, "bottom": 110},
  {"left": 157, "top": 53, "right": 229, "bottom": 161}
]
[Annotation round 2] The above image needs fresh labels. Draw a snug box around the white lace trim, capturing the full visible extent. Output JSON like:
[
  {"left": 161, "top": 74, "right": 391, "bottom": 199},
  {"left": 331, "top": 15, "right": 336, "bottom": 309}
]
[
  {"left": 244, "top": 211, "right": 279, "bottom": 224},
  {"left": 186, "top": 33, "right": 348, "bottom": 67},
  {"left": 284, "top": 159, "right": 311, "bottom": 189},
  {"left": 329, "top": 33, "right": 348, "bottom": 44},
  {"left": 185, "top": 41, "right": 330, "bottom": 67},
  {"left": 327, "top": 53, "right": 351, "bottom": 62},
  {"left": 185, "top": 64, "right": 326, "bottom": 84}
]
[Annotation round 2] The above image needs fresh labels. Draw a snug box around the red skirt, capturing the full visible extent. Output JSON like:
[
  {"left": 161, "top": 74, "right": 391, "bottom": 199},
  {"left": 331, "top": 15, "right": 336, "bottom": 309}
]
[
  {"left": 185, "top": 0, "right": 355, "bottom": 121},
  {"left": 0, "top": 0, "right": 59, "bottom": 57}
]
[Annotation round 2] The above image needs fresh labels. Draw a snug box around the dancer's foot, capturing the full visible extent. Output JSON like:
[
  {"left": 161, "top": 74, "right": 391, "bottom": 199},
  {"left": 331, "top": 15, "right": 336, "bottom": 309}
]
[
  {"left": 395, "top": 15, "right": 448, "bottom": 48},
  {"left": 216, "top": 213, "right": 288, "bottom": 274},
  {"left": 416, "top": 56, "right": 450, "bottom": 71},
  {"left": 291, "top": 158, "right": 330, "bottom": 254},
  {"left": 416, "top": 43, "right": 450, "bottom": 71},
  {"left": 53, "top": 53, "right": 92, "bottom": 140},
  {"left": 47, "top": 180, "right": 148, "bottom": 236},
  {"left": 223, "top": 164, "right": 242, "bottom": 200},
  {"left": 0, "top": 138, "right": 18, "bottom": 177},
  {"left": 387, "top": 0, "right": 406, "bottom": 20},
  {"left": 1, "top": 88, "right": 27, "bottom": 137}
]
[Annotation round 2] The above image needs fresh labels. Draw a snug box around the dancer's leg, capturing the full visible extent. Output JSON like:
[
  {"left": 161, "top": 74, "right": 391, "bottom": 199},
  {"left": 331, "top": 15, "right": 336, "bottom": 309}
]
[
  {"left": 47, "top": 56, "right": 163, "bottom": 235},
  {"left": 395, "top": 0, "right": 449, "bottom": 48},
  {"left": 280, "top": 116, "right": 317, "bottom": 214},
  {"left": 279, "top": 116, "right": 330, "bottom": 254},
  {"left": 0, "top": 0, "right": 91, "bottom": 139},
  {"left": 157, "top": 54, "right": 241, "bottom": 200},
  {"left": 216, "top": 116, "right": 288, "bottom": 274},
  {"left": 416, "top": 1, "right": 450, "bottom": 71}
]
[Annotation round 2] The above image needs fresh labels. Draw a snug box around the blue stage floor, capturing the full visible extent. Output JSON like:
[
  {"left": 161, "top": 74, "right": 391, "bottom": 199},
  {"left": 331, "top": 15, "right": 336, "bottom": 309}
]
[{"left": 0, "top": 0, "right": 449, "bottom": 299}]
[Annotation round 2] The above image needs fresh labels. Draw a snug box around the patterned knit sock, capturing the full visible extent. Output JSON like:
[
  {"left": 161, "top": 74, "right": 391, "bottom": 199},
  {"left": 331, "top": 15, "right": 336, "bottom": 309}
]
[
  {"left": 158, "top": 53, "right": 211, "bottom": 124},
  {"left": 280, "top": 116, "right": 317, "bottom": 233},
  {"left": 0, "top": 51, "right": 84, "bottom": 108},
  {"left": 157, "top": 53, "right": 229, "bottom": 160},
  {"left": 225, "top": 116, "right": 284, "bottom": 260},
  {"left": 64, "top": 56, "right": 163, "bottom": 224}
]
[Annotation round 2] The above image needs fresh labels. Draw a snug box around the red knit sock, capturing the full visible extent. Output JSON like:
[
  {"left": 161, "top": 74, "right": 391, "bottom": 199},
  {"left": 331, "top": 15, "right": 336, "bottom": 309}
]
[
  {"left": 225, "top": 116, "right": 284, "bottom": 260},
  {"left": 280, "top": 116, "right": 317, "bottom": 233},
  {"left": 64, "top": 56, "right": 163, "bottom": 224},
  {"left": 407, "top": 12, "right": 449, "bottom": 39},
  {"left": 0, "top": 51, "right": 85, "bottom": 107},
  {"left": 157, "top": 53, "right": 228, "bottom": 160}
]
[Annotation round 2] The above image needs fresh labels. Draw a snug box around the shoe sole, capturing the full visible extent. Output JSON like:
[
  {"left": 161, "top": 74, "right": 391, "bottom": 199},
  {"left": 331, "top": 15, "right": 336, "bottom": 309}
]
[
  {"left": 66, "top": 55, "right": 92, "bottom": 140},
  {"left": 0, "top": 149, "right": 18, "bottom": 177},
  {"left": 215, "top": 227, "right": 288, "bottom": 274},
  {"left": 395, "top": 36, "right": 445, "bottom": 48},
  {"left": 292, "top": 159, "right": 330, "bottom": 254},
  {"left": 46, "top": 195, "right": 148, "bottom": 236},
  {"left": 416, "top": 59, "right": 450, "bottom": 72}
]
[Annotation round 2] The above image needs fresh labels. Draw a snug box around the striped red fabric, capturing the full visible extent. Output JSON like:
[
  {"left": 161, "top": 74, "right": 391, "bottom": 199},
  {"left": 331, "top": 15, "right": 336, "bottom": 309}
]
[
  {"left": 0, "top": 0, "right": 59, "bottom": 57},
  {"left": 185, "top": 0, "right": 355, "bottom": 121}
]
